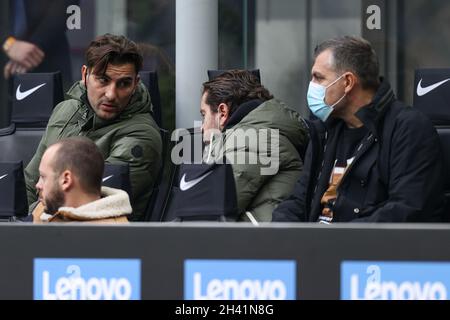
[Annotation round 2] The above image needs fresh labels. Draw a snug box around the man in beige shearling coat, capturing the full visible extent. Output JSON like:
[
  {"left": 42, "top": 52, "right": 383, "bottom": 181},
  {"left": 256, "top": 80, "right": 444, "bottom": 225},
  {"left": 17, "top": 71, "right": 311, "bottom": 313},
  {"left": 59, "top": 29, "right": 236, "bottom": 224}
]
[{"left": 32, "top": 137, "right": 131, "bottom": 224}]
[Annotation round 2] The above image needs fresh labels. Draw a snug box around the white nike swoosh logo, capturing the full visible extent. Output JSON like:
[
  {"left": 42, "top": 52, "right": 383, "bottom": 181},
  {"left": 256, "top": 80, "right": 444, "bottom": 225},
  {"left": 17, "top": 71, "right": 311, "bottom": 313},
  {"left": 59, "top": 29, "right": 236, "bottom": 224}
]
[
  {"left": 16, "top": 83, "right": 47, "bottom": 101},
  {"left": 180, "top": 171, "right": 212, "bottom": 191},
  {"left": 102, "top": 175, "right": 114, "bottom": 182},
  {"left": 0, "top": 174, "right": 8, "bottom": 180},
  {"left": 416, "top": 78, "right": 450, "bottom": 96}
]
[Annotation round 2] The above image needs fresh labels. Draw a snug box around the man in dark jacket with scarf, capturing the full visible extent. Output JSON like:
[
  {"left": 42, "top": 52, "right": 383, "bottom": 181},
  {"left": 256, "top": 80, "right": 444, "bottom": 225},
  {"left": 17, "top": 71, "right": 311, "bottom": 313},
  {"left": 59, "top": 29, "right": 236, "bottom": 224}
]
[{"left": 273, "top": 36, "right": 445, "bottom": 222}]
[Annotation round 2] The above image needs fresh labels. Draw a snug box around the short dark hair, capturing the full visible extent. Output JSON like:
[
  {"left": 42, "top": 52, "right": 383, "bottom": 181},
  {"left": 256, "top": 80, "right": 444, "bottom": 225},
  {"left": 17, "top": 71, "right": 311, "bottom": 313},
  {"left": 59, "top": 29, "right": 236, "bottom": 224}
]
[
  {"left": 51, "top": 137, "right": 104, "bottom": 195},
  {"left": 85, "top": 33, "right": 143, "bottom": 76},
  {"left": 314, "top": 36, "right": 380, "bottom": 90},
  {"left": 202, "top": 70, "right": 273, "bottom": 116}
]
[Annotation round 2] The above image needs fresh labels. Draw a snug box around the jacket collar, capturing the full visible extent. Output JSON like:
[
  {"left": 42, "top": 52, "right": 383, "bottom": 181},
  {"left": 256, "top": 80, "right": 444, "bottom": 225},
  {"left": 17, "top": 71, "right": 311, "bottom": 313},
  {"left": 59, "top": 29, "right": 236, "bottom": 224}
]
[
  {"left": 321, "top": 78, "right": 395, "bottom": 137},
  {"left": 41, "top": 187, "right": 132, "bottom": 222},
  {"left": 354, "top": 78, "right": 395, "bottom": 137},
  {"left": 223, "top": 99, "right": 262, "bottom": 130},
  {"left": 66, "top": 80, "right": 152, "bottom": 130}
]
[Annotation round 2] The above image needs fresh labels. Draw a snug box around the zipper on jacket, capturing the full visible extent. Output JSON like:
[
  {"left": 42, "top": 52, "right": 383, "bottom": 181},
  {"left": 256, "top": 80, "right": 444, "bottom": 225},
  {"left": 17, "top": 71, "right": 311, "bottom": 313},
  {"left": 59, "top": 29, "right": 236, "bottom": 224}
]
[
  {"left": 332, "top": 132, "right": 376, "bottom": 218},
  {"left": 57, "top": 105, "right": 85, "bottom": 140},
  {"left": 313, "top": 130, "right": 328, "bottom": 197},
  {"left": 337, "top": 133, "right": 374, "bottom": 189}
]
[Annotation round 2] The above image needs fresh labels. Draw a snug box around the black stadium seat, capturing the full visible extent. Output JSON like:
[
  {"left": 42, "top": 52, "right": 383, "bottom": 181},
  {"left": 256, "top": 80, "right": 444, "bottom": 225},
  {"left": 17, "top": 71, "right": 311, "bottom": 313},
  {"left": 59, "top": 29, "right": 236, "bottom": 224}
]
[
  {"left": 0, "top": 123, "right": 45, "bottom": 166},
  {"left": 138, "top": 71, "right": 174, "bottom": 220},
  {"left": 162, "top": 162, "right": 238, "bottom": 222},
  {"left": 413, "top": 68, "right": 450, "bottom": 221},
  {"left": 139, "top": 71, "right": 162, "bottom": 128},
  {"left": 145, "top": 70, "right": 261, "bottom": 221},
  {"left": 102, "top": 163, "right": 132, "bottom": 198},
  {"left": 144, "top": 128, "right": 174, "bottom": 221},
  {"left": 0, "top": 161, "right": 28, "bottom": 221},
  {"left": 12, "top": 72, "right": 63, "bottom": 128},
  {"left": 144, "top": 127, "right": 239, "bottom": 222},
  {"left": 0, "top": 72, "right": 64, "bottom": 166}
]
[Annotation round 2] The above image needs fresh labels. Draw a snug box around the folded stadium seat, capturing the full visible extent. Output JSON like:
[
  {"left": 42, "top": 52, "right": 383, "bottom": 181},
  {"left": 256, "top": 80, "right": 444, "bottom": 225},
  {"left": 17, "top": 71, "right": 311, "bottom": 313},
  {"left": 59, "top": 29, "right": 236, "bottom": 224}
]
[
  {"left": 102, "top": 163, "right": 132, "bottom": 198},
  {"left": 0, "top": 72, "right": 64, "bottom": 166},
  {"left": 139, "top": 71, "right": 162, "bottom": 128},
  {"left": 413, "top": 68, "right": 450, "bottom": 221},
  {"left": 207, "top": 69, "right": 261, "bottom": 82},
  {"left": 0, "top": 161, "right": 28, "bottom": 221}
]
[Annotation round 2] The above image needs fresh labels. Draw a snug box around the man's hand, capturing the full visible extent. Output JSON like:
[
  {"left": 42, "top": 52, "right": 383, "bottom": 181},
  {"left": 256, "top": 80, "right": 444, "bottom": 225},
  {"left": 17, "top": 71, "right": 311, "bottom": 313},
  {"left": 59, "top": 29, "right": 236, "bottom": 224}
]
[
  {"left": 5, "top": 40, "right": 45, "bottom": 70},
  {"left": 3, "top": 60, "right": 28, "bottom": 79}
]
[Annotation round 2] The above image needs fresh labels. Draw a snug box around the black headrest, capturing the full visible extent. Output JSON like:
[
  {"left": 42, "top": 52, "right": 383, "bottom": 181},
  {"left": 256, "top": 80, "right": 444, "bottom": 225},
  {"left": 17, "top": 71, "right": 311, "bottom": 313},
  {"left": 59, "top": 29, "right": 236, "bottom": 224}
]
[
  {"left": 164, "top": 163, "right": 238, "bottom": 221},
  {"left": 413, "top": 68, "right": 450, "bottom": 125},
  {"left": 139, "top": 71, "right": 162, "bottom": 128},
  {"left": 0, "top": 161, "right": 28, "bottom": 217},
  {"left": 207, "top": 69, "right": 261, "bottom": 83},
  {"left": 12, "top": 72, "right": 64, "bottom": 128},
  {"left": 102, "top": 163, "right": 132, "bottom": 198}
]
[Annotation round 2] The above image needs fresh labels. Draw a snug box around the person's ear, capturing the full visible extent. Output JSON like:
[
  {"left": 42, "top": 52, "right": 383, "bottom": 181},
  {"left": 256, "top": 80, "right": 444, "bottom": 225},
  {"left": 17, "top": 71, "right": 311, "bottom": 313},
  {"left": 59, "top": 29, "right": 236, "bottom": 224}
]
[
  {"left": 217, "top": 103, "right": 230, "bottom": 127},
  {"left": 81, "top": 65, "right": 88, "bottom": 86},
  {"left": 343, "top": 72, "right": 357, "bottom": 94},
  {"left": 60, "top": 170, "right": 73, "bottom": 192}
]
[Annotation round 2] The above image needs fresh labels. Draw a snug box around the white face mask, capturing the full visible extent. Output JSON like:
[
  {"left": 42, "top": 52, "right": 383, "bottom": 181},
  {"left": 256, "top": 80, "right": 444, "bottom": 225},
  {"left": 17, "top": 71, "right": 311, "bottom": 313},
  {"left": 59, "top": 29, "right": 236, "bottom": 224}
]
[{"left": 307, "top": 74, "right": 346, "bottom": 122}]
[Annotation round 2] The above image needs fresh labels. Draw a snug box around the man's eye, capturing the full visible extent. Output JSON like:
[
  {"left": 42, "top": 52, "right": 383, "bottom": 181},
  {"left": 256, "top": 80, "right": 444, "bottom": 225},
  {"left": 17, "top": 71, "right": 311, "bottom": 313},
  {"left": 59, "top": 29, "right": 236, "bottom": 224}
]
[
  {"left": 97, "top": 77, "right": 108, "bottom": 84},
  {"left": 118, "top": 81, "right": 132, "bottom": 88}
]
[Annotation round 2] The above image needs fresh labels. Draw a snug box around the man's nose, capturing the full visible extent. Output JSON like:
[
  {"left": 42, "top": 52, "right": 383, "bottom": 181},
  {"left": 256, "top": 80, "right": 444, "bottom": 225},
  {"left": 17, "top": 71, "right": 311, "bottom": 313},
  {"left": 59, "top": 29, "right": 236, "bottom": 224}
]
[
  {"left": 104, "top": 83, "right": 117, "bottom": 101},
  {"left": 36, "top": 179, "right": 42, "bottom": 191}
]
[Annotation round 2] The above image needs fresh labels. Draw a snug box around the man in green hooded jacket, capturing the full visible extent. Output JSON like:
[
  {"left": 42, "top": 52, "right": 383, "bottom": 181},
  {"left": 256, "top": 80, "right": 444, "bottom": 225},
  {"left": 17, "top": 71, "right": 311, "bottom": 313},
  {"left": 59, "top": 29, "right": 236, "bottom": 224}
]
[
  {"left": 25, "top": 34, "right": 162, "bottom": 221},
  {"left": 201, "top": 70, "right": 309, "bottom": 222}
]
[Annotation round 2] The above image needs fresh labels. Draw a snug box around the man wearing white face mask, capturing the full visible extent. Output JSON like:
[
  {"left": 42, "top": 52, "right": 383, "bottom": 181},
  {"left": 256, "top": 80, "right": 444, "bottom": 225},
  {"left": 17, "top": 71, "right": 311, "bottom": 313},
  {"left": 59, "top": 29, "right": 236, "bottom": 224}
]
[
  {"left": 307, "top": 73, "right": 347, "bottom": 122},
  {"left": 273, "top": 36, "right": 445, "bottom": 223}
]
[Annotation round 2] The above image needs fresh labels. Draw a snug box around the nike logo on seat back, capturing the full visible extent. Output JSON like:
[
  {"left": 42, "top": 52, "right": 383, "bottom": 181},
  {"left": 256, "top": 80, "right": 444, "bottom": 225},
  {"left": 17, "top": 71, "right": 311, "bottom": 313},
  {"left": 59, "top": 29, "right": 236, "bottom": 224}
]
[
  {"left": 102, "top": 175, "right": 114, "bottom": 182},
  {"left": 0, "top": 174, "right": 8, "bottom": 180},
  {"left": 180, "top": 172, "right": 212, "bottom": 191},
  {"left": 416, "top": 78, "right": 450, "bottom": 96},
  {"left": 16, "top": 83, "right": 47, "bottom": 101}
]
